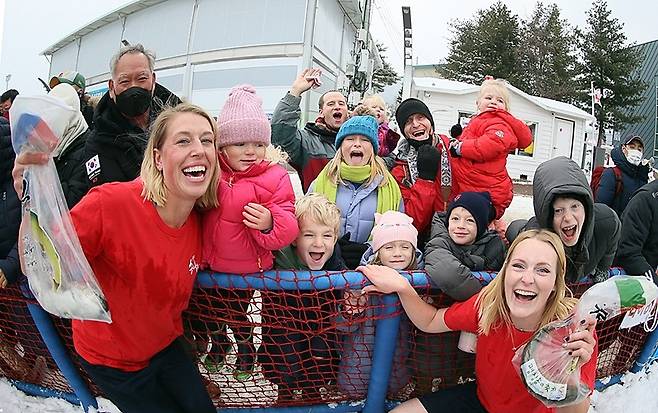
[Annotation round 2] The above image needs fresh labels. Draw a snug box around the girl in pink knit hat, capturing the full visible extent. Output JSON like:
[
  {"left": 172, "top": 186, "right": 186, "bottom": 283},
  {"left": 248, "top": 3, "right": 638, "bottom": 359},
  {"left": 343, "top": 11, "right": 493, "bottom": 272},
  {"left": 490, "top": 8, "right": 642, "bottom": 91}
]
[
  {"left": 336, "top": 210, "right": 422, "bottom": 398},
  {"left": 200, "top": 84, "right": 299, "bottom": 381}
]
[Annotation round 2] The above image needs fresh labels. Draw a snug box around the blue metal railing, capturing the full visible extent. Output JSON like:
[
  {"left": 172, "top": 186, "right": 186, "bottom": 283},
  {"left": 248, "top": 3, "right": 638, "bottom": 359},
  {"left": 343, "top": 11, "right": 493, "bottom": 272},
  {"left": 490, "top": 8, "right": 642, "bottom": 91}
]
[{"left": 8, "top": 268, "right": 657, "bottom": 411}]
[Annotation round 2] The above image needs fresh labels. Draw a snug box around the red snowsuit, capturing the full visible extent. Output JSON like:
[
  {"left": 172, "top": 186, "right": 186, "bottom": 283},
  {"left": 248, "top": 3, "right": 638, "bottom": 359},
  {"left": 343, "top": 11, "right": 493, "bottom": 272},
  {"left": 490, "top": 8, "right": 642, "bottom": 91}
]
[{"left": 451, "top": 110, "right": 532, "bottom": 219}]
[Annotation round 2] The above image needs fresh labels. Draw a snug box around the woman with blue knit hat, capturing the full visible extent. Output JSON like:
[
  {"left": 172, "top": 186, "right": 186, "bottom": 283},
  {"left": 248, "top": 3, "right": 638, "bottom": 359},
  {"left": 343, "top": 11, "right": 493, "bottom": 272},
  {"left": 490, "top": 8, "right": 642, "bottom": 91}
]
[{"left": 310, "top": 115, "right": 403, "bottom": 268}]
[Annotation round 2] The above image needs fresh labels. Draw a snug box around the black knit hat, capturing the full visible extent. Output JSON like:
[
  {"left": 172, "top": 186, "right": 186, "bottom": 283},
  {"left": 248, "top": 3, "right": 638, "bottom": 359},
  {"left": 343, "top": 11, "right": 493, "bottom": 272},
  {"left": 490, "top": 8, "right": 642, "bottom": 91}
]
[
  {"left": 446, "top": 192, "right": 494, "bottom": 239},
  {"left": 395, "top": 98, "right": 434, "bottom": 136}
]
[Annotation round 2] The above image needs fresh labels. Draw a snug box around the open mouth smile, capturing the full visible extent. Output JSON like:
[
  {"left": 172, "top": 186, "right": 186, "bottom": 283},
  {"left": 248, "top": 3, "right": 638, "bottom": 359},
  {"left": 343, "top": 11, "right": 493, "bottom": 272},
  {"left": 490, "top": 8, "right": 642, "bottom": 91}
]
[
  {"left": 182, "top": 165, "right": 207, "bottom": 181},
  {"left": 513, "top": 289, "right": 538, "bottom": 302}
]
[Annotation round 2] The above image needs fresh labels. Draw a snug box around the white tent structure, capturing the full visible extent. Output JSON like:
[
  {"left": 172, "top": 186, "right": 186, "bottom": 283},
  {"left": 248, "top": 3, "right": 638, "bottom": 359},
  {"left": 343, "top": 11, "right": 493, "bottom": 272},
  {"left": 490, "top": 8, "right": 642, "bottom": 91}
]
[{"left": 411, "top": 77, "right": 595, "bottom": 181}]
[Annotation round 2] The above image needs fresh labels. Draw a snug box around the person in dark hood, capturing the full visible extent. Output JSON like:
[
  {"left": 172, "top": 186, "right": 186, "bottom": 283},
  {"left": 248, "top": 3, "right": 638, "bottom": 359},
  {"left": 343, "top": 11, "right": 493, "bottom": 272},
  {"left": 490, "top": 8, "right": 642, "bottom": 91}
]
[
  {"left": 506, "top": 156, "right": 621, "bottom": 283},
  {"left": 271, "top": 68, "right": 348, "bottom": 191},
  {"left": 615, "top": 178, "right": 658, "bottom": 283},
  {"left": 0, "top": 89, "right": 19, "bottom": 120},
  {"left": 82, "top": 43, "right": 181, "bottom": 188},
  {"left": 595, "top": 135, "right": 651, "bottom": 217}
]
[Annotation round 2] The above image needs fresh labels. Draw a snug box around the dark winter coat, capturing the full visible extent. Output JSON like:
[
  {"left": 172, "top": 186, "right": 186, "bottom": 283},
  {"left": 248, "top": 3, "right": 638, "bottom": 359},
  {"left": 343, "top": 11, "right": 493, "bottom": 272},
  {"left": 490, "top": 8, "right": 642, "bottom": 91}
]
[
  {"left": 506, "top": 156, "right": 621, "bottom": 283},
  {"left": 258, "top": 245, "right": 346, "bottom": 390},
  {"left": 82, "top": 83, "right": 181, "bottom": 188},
  {"left": 424, "top": 211, "right": 506, "bottom": 301},
  {"left": 615, "top": 180, "right": 658, "bottom": 280},
  {"left": 55, "top": 130, "right": 89, "bottom": 209},
  {"left": 271, "top": 93, "right": 338, "bottom": 191},
  {"left": 0, "top": 118, "right": 21, "bottom": 284},
  {"left": 595, "top": 145, "right": 650, "bottom": 217}
]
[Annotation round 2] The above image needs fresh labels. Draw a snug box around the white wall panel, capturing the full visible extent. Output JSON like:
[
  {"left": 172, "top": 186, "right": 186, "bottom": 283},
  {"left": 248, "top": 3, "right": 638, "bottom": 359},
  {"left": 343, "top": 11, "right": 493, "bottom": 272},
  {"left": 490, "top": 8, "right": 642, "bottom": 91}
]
[
  {"left": 314, "top": 0, "right": 345, "bottom": 65},
  {"left": 123, "top": 0, "right": 193, "bottom": 59},
  {"left": 77, "top": 20, "right": 123, "bottom": 77},
  {"left": 50, "top": 42, "right": 79, "bottom": 77},
  {"left": 192, "top": 0, "right": 305, "bottom": 53}
]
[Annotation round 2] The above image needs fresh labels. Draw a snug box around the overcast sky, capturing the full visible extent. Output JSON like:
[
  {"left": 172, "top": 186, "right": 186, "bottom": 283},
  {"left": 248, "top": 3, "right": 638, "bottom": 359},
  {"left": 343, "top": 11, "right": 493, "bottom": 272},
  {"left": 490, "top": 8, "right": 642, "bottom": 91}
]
[{"left": 1, "top": 0, "right": 657, "bottom": 95}]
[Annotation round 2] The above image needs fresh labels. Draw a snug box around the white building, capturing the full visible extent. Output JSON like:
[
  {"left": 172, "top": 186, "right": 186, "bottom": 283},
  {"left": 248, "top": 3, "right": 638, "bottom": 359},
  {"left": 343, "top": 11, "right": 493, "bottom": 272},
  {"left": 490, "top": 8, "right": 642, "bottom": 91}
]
[
  {"left": 411, "top": 77, "right": 595, "bottom": 181},
  {"left": 42, "top": 0, "right": 380, "bottom": 120}
]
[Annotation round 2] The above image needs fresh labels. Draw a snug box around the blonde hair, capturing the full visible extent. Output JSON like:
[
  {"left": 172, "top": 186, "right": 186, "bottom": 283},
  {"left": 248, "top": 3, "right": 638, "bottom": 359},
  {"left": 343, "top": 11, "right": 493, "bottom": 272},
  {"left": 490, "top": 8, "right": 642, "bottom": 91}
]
[
  {"left": 140, "top": 103, "right": 219, "bottom": 209},
  {"left": 371, "top": 244, "right": 418, "bottom": 270},
  {"left": 476, "top": 229, "right": 576, "bottom": 335},
  {"left": 265, "top": 145, "right": 289, "bottom": 165},
  {"left": 362, "top": 95, "right": 386, "bottom": 109},
  {"left": 477, "top": 79, "right": 511, "bottom": 111},
  {"left": 324, "top": 148, "right": 389, "bottom": 188},
  {"left": 352, "top": 105, "right": 378, "bottom": 118},
  {"left": 294, "top": 193, "right": 341, "bottom": 238}
]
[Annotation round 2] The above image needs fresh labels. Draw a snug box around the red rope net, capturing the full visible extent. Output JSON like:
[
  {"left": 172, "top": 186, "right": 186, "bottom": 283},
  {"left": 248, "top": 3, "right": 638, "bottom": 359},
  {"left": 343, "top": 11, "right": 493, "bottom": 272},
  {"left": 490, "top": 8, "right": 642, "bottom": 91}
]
[{"left": 0, "top": 276, "right": 653, "bottom": 408}]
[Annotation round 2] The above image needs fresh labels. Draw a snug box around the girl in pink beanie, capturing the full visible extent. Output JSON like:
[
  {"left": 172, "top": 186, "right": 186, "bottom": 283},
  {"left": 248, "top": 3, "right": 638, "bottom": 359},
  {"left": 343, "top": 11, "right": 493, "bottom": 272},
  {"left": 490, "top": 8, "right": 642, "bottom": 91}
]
[
  {"left": 201, "top": 84, "right": 299, "bottom": 381},
  {"left": 336, "top": 211, "right": 422, "bottom": 397}
]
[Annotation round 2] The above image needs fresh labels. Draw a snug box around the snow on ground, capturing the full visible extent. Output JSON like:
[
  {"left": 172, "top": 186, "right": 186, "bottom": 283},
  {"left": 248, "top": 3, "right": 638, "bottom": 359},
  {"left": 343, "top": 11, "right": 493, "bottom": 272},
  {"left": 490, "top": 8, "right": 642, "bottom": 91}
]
[{"left": 2, "top": 363, "right": 658, "bottom": 412}]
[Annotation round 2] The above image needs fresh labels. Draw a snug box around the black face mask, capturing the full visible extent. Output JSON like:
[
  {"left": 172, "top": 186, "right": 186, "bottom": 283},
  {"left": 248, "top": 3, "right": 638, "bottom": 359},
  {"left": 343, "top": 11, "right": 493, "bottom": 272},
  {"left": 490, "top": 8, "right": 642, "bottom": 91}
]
[
  {"left": 115, "top": 86, "right": 152, "bottom": 117},
  {"left": 408, "top": 137, "right": 432, "bottom": 149}
]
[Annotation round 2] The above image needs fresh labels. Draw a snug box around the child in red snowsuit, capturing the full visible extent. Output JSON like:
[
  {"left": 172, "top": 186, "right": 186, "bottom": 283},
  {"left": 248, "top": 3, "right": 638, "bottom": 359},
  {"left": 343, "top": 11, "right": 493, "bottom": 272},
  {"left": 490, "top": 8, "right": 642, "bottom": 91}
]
[{"left": 449, "top": 78, "right": 533, "bottom": 219}]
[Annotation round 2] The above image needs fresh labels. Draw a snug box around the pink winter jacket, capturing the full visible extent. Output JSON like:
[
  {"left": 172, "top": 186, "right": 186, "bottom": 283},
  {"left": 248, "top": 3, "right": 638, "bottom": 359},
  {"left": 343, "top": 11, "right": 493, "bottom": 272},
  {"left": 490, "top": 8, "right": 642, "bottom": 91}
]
[{"left": 202, "top": 156, "right": 299, "bottom": 273}]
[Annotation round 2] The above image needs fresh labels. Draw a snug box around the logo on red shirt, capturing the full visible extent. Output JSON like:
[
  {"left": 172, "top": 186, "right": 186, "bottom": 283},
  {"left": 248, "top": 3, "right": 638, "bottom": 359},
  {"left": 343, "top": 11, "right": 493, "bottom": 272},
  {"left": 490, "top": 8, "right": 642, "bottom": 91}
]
[{"left": 188, "top": 255, "right": 199, "bottom": 275}]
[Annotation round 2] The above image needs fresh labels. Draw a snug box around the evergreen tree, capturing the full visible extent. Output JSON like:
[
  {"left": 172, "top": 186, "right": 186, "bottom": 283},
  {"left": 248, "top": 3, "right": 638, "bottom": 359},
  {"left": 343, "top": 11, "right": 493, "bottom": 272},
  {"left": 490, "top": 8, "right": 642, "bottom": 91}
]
[
  {"left": 442, "top": 1, "right": 522, "bottom": 86},
  {"left": 517, "top": 3, "right": 579, "bottom": 102},
  {"left": 578, "top": 0, "right": 646, "bottom": 145},
  {"left": 371, "top": 43, "right": 401, "bottom": 93}
]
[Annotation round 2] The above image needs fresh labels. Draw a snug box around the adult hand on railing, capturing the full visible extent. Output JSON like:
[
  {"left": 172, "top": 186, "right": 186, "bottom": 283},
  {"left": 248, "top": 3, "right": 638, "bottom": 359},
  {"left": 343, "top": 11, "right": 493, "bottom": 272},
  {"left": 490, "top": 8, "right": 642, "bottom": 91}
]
[{"left": 358, "top": 265, "right": 410, "bottom": 295}]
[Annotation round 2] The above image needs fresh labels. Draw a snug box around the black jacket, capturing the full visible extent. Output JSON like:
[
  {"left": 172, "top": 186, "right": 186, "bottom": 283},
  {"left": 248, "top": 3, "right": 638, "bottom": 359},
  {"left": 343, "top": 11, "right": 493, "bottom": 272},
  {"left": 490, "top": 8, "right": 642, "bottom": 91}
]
[
  {"left": 82, "top": 83, "right": 181, "bottom": 187},
  {"left": 55, "top": 131, "right": 89, "bottom": 209},
  {"left": 507, "top": 156, "right": 621, "bottom": 283},
  {"left": 0, "top": 117, "right": 21, "bottom": 284},
  {"left": 615, "top": 180, "right": 658, "bottom": 280}
]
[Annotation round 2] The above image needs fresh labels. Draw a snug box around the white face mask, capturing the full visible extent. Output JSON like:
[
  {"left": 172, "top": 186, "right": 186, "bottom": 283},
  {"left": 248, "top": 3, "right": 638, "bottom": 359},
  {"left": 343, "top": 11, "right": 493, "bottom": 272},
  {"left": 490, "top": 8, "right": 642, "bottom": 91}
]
[{"left": 626, "top": 149, "right": 643, "bottom": 166}]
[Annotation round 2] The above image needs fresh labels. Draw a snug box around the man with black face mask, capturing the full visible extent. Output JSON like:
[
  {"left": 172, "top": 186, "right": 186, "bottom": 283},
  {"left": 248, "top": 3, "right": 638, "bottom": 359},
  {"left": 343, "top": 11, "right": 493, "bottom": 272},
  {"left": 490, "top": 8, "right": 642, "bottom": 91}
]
[
  {"left": 81, "top": 44, "right": 181, "bottom": 188},
  {"left": 387, "top": 98, "right": 453, "bottom": 244}
]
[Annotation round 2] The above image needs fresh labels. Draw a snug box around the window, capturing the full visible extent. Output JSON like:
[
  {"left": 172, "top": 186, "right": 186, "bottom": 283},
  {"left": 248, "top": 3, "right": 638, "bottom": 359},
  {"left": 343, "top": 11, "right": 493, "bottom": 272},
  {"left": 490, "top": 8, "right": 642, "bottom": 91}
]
[{"left": 510, "top": 122, "right": 536, "bottom": 157}]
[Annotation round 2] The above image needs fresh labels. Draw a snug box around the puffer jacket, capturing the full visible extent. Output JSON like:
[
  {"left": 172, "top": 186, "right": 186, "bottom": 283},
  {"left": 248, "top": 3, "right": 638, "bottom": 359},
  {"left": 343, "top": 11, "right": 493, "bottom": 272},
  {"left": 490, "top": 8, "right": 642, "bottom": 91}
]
[
  {"left": 424, "top": 212, "right": 506, "bottom": 301},
  {"left": 335, "top": 246, "right": 424, "bottom": 397},
  {"left": 390, "top": 135, "right": 452, "bottom": 235},
  {"left": 82, "top": 83, "right": 181, "bottom": 188},
  {"left": 0, "top": 119, "right": 21, "bottom": 284},
  {"left": 309, "top": 175, "right": 404, "bottom": 244},
  {"left": 271, "top": 93, "right": 338, "bottom": 191},
  {"left": 506, "top": 156, "right": 621, "bottom": 283},
  {"left": 202, "top": 158, "right": 298, "bottom": 273},
  {"left": 615, "top": 180, "right": 658, "bottom": 280},
  {"left": 595, "top": 145, "right": 650, "bottom": 217},
  {"left": 451, "top": 109, "right": 533, "bottom": 219}
]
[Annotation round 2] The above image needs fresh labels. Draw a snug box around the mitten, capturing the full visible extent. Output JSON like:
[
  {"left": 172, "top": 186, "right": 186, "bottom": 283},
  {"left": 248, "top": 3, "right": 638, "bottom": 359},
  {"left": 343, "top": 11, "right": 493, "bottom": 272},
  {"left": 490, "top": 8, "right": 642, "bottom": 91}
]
[
  {"left": 416, "top": 145, "right": 441, "bottom": 181},
  {"left": 337, "top": 233, "right": 369, "bottom": 269}
]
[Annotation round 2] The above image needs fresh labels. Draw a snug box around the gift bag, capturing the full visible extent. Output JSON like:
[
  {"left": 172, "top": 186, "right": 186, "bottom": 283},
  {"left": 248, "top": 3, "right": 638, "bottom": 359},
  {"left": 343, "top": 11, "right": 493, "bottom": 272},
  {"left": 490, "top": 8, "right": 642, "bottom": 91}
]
[
  {"left": 10, "top": 95, "right": 111, "bottom": 322},
  {"left": 514, "top": 275, "right": 658, "bottom": 407}
]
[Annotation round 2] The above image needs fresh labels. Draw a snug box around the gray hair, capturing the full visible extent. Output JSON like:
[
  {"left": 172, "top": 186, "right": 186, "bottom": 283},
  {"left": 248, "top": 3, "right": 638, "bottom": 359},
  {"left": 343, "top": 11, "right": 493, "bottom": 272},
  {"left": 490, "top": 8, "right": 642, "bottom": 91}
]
[{"left": 109, "top": 44, "right": 156, "bottom": 78}]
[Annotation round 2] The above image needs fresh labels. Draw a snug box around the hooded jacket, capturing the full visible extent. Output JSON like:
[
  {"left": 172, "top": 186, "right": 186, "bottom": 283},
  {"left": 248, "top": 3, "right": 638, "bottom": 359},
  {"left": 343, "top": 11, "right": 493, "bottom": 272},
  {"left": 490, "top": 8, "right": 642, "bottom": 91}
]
[
  {"left": 202, "top": 158, "right": 298, "bottom": 273},
  {"left": 507, "top": 157, "right": 621, "bottom": 283},
  {"left": 595, "top": 145, "right": 650, "bottom": 216},
  {"left": 271, "top": 93, "right": 338, "bottom": 191},
  {"left": 451, "top": 109, "right": 533, "bottom": 219},
  {"left": 0, "top": 118, "right": 21, "bottom": 284},
  {"left": 82, "top": 83, "right": 181, "bottom": 188},
  {"left": 424, "top": 212, "right": 506, "bottom": 301},
  {"left": 615, "top": 180, "right": 658, "bottom": 280},
  {"left": 334, "top": 246, "right": 425, "bottom": 397}
]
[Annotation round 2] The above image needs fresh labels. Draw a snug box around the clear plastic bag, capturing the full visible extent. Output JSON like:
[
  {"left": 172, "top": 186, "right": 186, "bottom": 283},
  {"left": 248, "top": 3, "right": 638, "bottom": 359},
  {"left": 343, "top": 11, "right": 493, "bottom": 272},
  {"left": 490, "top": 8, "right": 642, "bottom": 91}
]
[
  {"left": 10, "top": 95, "right": 111, "bottom": 322},
  {"left": 514, "top": 275, "right": 658, "bottom": 407}
]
